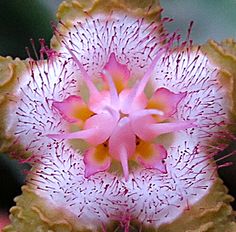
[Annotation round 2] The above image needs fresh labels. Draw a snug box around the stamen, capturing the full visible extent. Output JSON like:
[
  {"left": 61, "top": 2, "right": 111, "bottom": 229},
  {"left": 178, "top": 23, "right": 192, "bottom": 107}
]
[
  {"left": 47, "top": 128, "right": 97, "bottom": 140},
  {"left": 136, "top": 48, "right": 166, "bottom": 95},
  {"left": 122, "top": 47, "right": 166, "bottom": 114},
  {"left": 149, "top": 120, "right": 195, "bottom": 136},
  {"left": 64, "top": 43, "right": 100, "bottom": 95},
  {"left": 135, "top": 33, "right": 177, "bottom": 95},
  {"left": 131, "top": 109, "right": 164, "bottom": 118},
  {"left": 102, "top": 70, "right": 119, "bottom": 108}
]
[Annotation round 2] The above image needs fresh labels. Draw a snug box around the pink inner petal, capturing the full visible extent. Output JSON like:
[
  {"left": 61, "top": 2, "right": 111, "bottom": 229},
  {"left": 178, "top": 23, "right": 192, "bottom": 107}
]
[
  {"left": 120, "top": 146, "right": 130, "bottom": 181},
  {"left": 47, "top": 128, "right": 97, "bottom": 140},
  {"left": 148, "top": 88, "right": 187, "bottom": 120},
  {"left": 109, "top": 117, "right": 136, "bottom": 159},
  {"left": 64, "top": 44, "right": 100, "bottom": 95},
  {"left": 149, "top": 120, "right": 195, "bottom": 137},
  {"left": 52, "top": 95, "right": 88, "bottom": 123},
  {"left": 131, "top": 114, "right": 156, "bottom": 141},
  {"left": 103, "top": 52, "right": 130, "bottom": 87},
  {"left": 83, "top": 146, "right": 111, "bottom": 178},
  {"left": 130, "top": 109, "right": 164, "bottom": 118},
  {"left": 121, "top": 48, "right": 165, "bottom": 114},
  {"left": 136, "top": 48, "right": 166, "bottom": 96},
  {"left": 48, "top": 112, "right": 118, "bottom": 145},
  {"left": 137, "top": 144, "right": 167, "bottom": 173}
]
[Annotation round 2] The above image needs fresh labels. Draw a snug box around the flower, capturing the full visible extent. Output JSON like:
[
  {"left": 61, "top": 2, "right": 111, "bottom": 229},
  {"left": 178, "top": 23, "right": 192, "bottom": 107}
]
[
  {"left": 1, "top": 0, "right": 236, "bottom": 231},
  {"left": 48, "top": 49, "right": 194, "bottom": 180}
]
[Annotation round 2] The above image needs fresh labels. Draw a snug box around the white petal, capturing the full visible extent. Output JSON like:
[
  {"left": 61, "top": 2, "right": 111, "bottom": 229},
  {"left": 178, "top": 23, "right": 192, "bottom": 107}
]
[
  {"left": 6, "top": 58, "right": 79, "bottom": 153},
  {"left": 57, "top": 13, "right": 163, "bottom": 81},
  {"left": 28, "top": 132, "right": 214, "bottom": 229},
  {"left": 152, "top": 50, "right": 227, "bottom": 145}
]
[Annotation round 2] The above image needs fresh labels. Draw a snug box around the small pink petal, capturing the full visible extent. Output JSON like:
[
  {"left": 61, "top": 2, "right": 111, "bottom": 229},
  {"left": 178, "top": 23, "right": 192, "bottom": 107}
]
[
  {"left": 120, "top": 48, "right": 166, "bottom": 113},
  {"left": 148, "top": 88, "right": 187, "bottom": 121},
  {"left": 53, "top": 95, "right": 91, "bottom": 123},
  {"left": 109, "top": 117, "right": 136, "bottom": 179},
  {"left": 136, "top": 143, "right": 167, "bottom": 173},
  {"left": 103, "top": 53, "right": 130, "bottom": 93},
  {"left": 84, "top": 145, "right": 111, "bottom": 178}
]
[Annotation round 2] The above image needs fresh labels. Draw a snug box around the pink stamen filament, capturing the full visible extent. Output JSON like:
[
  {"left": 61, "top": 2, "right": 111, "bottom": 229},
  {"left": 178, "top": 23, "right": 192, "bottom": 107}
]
[
  {"left": 122, "top": 34, "right": 177, "bottom": 114},
  {"left": 149, "top": 120, "right": 195, "bottom": 136},
  {"left": 136, "top": 48, "right": 166, "bottom": 96},
  {"left": 132, "top": 109, "right": 164, "bottom": 118},
  {"left": 122, "top": 48, "right": 165, "bottom": 114},
  {"left": 102, "top": 70, "right": 119, "bottom": 108},
  {"left": 47, "top": 128, "right": 97, "bottom": 140},
  {"left": 121, "top": 81, "right": 139, "bottom": 114},
  {"left": 64, "top": 44, "right": 100, "bottom": 95}
]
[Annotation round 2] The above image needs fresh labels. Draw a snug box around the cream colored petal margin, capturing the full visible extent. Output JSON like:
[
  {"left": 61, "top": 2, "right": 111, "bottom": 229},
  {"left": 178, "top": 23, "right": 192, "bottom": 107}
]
[
  {"left": 51, "top": 0, "right": 161, "bottom": 50},
  {"left": 3, "top": 179, "right": 236, "bottom": 232},
  {"left": 203, "top": 39, "right": 236, "bottom": 125},
  {"left": 0, "top": 56, "right": 27, "bottom": 156},
  {"left": 56, "top": 0, "right": 161, "bottom": 21}
]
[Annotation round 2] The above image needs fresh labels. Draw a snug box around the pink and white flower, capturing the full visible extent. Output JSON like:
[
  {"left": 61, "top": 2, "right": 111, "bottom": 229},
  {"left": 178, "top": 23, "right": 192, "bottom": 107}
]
[{"left": 3, "top": 2, "right": 232, "bottom": 231}]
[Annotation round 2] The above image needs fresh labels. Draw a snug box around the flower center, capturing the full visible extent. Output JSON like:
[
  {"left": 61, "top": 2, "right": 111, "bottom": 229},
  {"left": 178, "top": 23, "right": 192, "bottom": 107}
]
[{"left": 48, "top": 52, "right": 194, "bottom": 180}]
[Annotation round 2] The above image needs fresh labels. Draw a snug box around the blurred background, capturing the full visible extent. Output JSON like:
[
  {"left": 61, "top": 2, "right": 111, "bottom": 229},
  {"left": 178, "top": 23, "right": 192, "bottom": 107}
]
[{"left": 0, "top": 0, "right": 236, "bottom": 225}]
